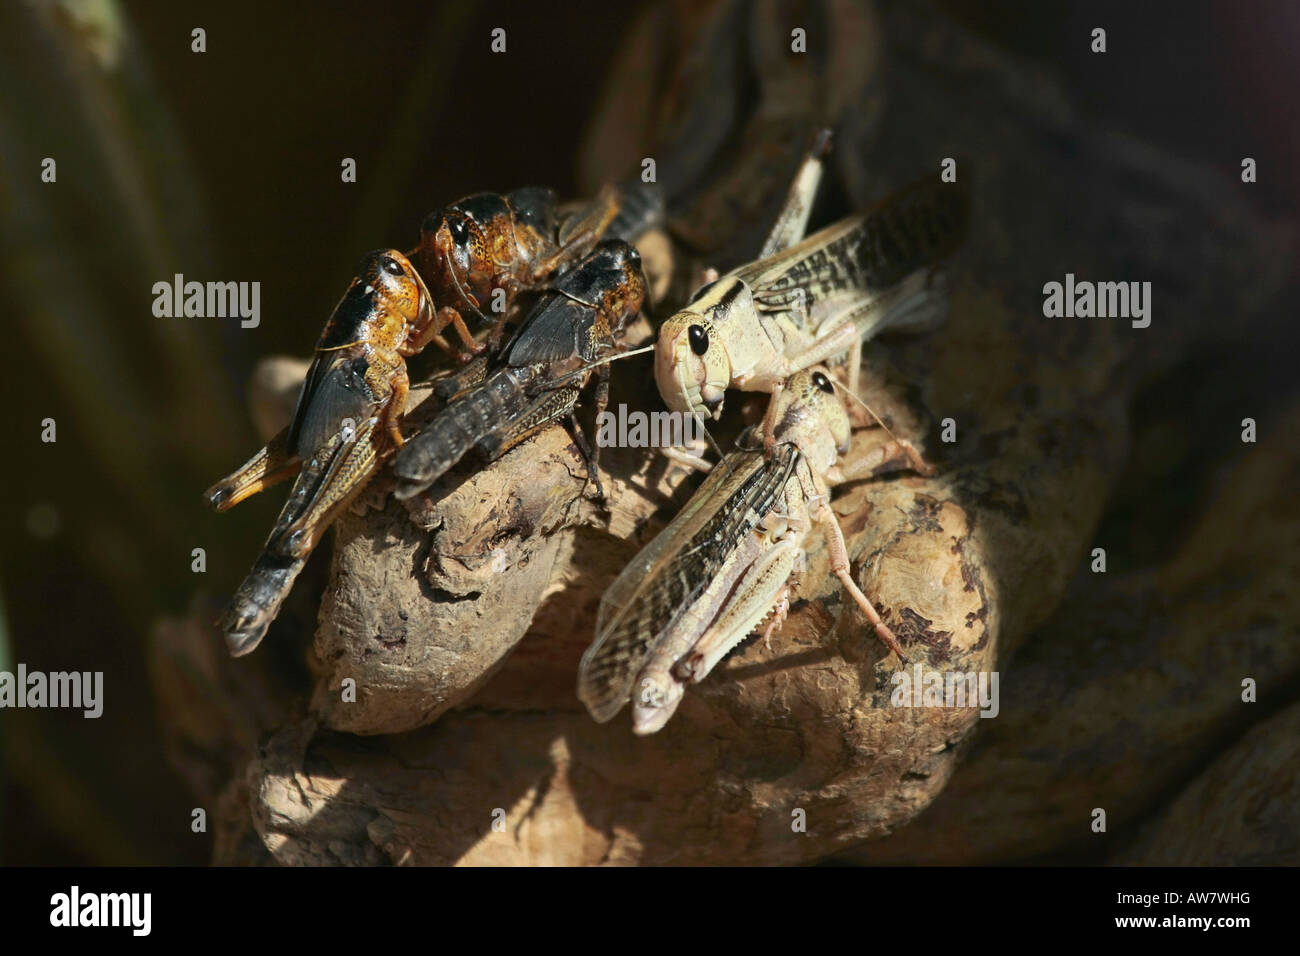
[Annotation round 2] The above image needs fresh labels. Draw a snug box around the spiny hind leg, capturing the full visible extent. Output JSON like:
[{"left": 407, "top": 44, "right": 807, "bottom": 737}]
[
  {"left": 757, "top": 127, "right": 832, "bottom": 258},
  {"left": 475, "top": 386, "right": 579, "bottom": 460},
  {"left": 264, "top": 433, "right": 351, "bottom": 554},
  {"left": 549, "top": 185, "right": 620, "bottom": 268},
  {"left": 673, "top": 536, "right": 802, "bottom": 684},
  {"left": 474, "top": 386, "right": 607, "bottom": 501},
  {"left": 431, "top": 353, "right": 490, "bottom": 401},
  {"left": 204, "top": 427, "right": 300, "bottom": 511},
  {"left": 274, "top": 417, "right": 385, "bottom": 558}
]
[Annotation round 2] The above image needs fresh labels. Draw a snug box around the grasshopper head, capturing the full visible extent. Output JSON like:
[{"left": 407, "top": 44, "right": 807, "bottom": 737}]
[
  {"left": 770, "top": 366, "right": 852, "bottom": 473},
  {"left": 358, "top": 250, "right": 429, "bottom": 320},
  {"left": 590, "top": 240, "right": 648, "bottom": 338},
  {"left": 654, "top": 310, "right": 732, "bottom": 419},
  {"left": 359, "top": 249, "right": 435, "bottom": 343},
  {"left": 418, "top": 203, "right": 493, "bottom": 308}
]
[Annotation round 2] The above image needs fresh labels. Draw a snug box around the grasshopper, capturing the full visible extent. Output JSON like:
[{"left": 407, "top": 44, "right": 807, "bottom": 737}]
[
  {"left": 409, "top": 179, "right": 670, "bottom": 360},
  {"left": 206, "top": 249, "right": 434, "bottom": 513},
  {"left": 205, "top": 175, "right": 664, "bottom": 656},
  {"left": 408, "top": 185, "right": 622, "bottom": 358},
  {"left": 653, "top": 174, "right": 969, "bottom": 461},
  {"left": 578, "top": 365, "right": 923, "bottom": 734},
  {"left": 391, "top": 239, "right": 647, "bottom": 501},
  {"left": 205, "top": 249, "right": 433, "bottom": 654},
  {"left": 211, "top": 240, "right": 644, "bottom": 656}
]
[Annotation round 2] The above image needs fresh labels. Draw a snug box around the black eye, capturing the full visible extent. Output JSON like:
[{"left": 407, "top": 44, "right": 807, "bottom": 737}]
[
  {"left": 812, "top": 371, "right": 834, "bottom": 394},
  {"left": 448, "top": 217, "right": 470, "bottom": 243},
  {"left": 382, "top": 256, "right": 404, "bottom": 276},
  {"left": 688, "top": 324, "right": 709, "bottom": 356}
]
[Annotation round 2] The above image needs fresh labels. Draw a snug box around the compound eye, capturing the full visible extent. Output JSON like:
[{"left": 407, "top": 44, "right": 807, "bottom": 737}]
[
  {"left": 688, "top": 324, "right": 709, "bottom": 356},
  {"left": 448, "top": 217, "right": 471, "bottom": 244},
  {"left": 812, "top": 370, "right": 834, "bottom": 394},
  {"left": 382, "top": 256, "right": 404, "bottom": 276}
]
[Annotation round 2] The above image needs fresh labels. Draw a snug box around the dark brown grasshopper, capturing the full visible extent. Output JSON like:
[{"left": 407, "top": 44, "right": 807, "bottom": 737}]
[
  {"left": 205, "top": 249, "right": 434, "bottom": 654},
  {"left": 206, "top": 249, "right": 433, "bottom": 513},
  {"left": 391, "top": 238, "right": 647, "bottom": 502}
]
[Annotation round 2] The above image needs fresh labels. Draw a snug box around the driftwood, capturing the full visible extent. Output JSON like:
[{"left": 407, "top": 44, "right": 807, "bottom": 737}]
[
  {"left": 840, "top": 399, "right": 1300, "bottom": 864},
  {"left": 150, "top": 0, "right": 1296, "bottom": 865},
  {"left": 1115, "top": 699, "right": 1300, "bottom": 866},
  {"left": 308, "top": 354, "right": 693, "bottom": 736}
]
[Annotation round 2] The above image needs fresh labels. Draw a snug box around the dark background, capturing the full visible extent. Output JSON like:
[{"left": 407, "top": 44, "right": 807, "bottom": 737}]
[{"left": 1, "top": 0, "right": 1295, "bottom": 864}]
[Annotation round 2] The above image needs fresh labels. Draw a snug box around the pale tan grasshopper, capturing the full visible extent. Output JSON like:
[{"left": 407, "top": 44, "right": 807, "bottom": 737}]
[
  {"left": 653, "top": 173, "right": 968, "bottom": 464},
  {"left": 578, "top": 366, "right": 922, "bottom": 735}
]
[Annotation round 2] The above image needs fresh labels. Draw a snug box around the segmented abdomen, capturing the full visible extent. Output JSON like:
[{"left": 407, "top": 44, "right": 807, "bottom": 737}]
[
  {"left": 220, "top": 551, "right": 306, "bottom": 656},
  {"left": 395, "top": 366, "right": 541, "bottom": 486}
]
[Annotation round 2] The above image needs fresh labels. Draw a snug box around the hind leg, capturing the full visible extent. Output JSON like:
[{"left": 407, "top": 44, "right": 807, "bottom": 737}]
[{"left": 204, "top": 428, "right": 300, "bottom": 511}]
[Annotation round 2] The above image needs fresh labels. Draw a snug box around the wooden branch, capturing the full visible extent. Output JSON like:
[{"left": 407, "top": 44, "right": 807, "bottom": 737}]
[{"left": 146, "top": 0, "right": 1296, "bottom": 865}]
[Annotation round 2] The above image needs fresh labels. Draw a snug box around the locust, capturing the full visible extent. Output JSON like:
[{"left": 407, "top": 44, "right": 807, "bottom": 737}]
[
  {"left": 206, "top": 249, "right": 434, "bottom": 516},
  {"left": 653, "top": 173, "right": 969, "bottom": 460},
  {"left": 390, "top": 238, "right": 647, "bottom": 501},
  {"left": 207, "top": 182, "right": 659, "bottom": 517},
  {"left": 578, "top": 365, "right": 925, "bottom": 734},
  {"left": 205, "top": 173, "right": 669, "bottom": 655},
  {"left": 205, "top": 248, "right": 434, "bottom": 654},
  {"left": 409, "top": 185, "right": 624, "bottom": 358}
]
